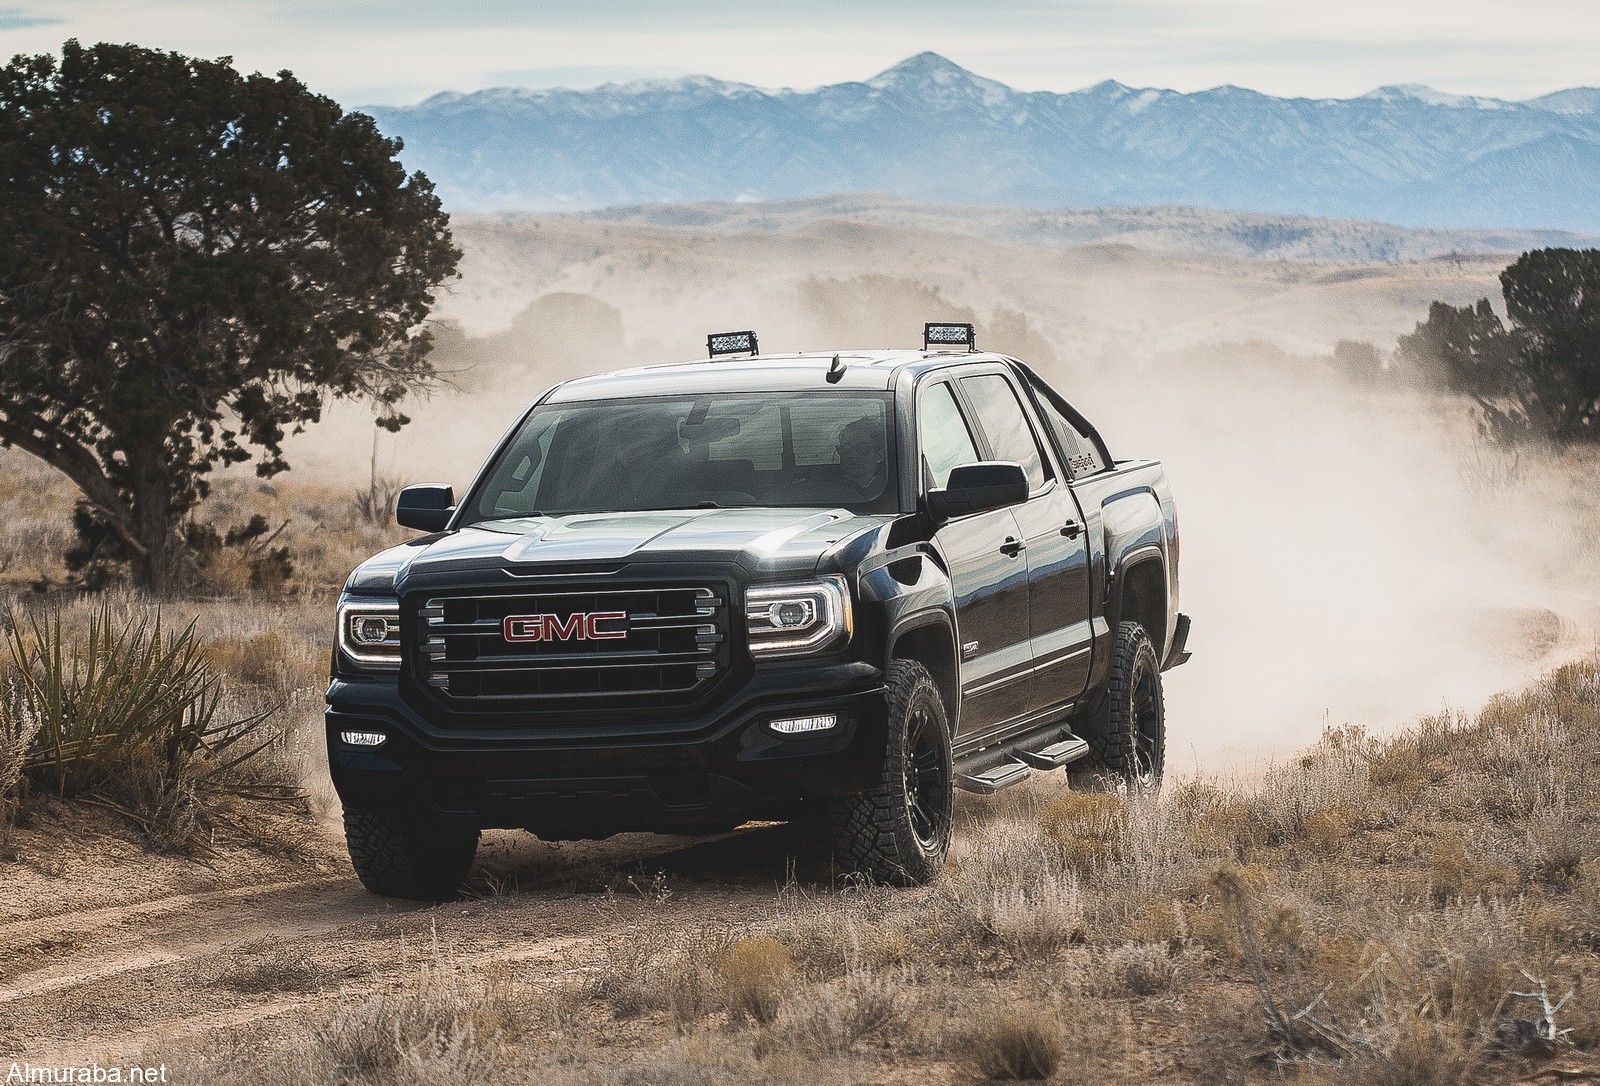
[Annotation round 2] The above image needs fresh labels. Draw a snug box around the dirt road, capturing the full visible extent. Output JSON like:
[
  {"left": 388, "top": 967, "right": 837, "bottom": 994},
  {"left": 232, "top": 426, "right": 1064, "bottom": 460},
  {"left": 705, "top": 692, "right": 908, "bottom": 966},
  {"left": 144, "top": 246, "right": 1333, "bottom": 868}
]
[{"left": 0, "top": 815, "right": 823, "bottom": 1068}]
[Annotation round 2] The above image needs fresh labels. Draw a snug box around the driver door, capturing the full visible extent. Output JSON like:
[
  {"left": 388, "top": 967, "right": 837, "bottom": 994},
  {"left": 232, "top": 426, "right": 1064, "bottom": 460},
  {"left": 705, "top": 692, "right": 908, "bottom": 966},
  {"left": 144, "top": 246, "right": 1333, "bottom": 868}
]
[{"left": 918, "top": 379, "right": 1033, "bottom": 737}]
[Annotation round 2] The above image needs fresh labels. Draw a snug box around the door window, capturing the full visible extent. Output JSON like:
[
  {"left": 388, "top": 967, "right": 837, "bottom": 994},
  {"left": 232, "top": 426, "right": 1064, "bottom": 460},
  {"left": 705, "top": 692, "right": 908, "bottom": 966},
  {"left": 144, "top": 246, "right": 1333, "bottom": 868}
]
[
  {"left": 919, "top": 382, "right": 981, "bottom": 489},
  {"left": 958, "top": 374, "right": 1050, "bottom": 490}
]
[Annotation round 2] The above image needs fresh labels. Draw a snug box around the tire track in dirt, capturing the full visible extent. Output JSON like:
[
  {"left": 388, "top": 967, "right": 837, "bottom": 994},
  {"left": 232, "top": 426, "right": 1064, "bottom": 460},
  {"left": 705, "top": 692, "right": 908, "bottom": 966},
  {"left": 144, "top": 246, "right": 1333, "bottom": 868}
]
[{"left": 0, "top": 822, "right": 814, "bottom": 1066}]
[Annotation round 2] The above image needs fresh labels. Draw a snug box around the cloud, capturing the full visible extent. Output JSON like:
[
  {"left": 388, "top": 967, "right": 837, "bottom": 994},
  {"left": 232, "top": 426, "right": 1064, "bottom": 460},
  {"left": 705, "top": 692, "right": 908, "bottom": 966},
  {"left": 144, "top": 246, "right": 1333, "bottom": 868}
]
[{"left": 0, "top": 5, "right": 60, "bottom": 30}]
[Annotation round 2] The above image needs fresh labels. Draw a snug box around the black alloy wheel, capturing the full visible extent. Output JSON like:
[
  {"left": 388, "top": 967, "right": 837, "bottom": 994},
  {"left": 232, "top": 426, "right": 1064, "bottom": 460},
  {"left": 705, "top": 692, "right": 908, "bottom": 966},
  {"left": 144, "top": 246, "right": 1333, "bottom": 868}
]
[
  {"left": 828, "top": 659, "right": 954, "bottom": 885},
  {"left": 1088, "top": 620, "right": 1166, "bottom": 792},
  {"left": 905, "top": 703, "right": 952, "bottom": 851}
]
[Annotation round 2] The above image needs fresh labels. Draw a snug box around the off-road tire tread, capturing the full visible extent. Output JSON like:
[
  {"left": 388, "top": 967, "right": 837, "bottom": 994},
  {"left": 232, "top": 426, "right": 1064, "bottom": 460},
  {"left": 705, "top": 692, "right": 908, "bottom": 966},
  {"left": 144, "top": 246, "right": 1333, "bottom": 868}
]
[
  {"left": 828, "top": 660, "right": 952, "bottom": 885},
  {"left": 343, "top": 805, "right": 479, "bottom": 902},
  {"left": 1091, "top": 621, "right": 1165, "bottom": 787}
]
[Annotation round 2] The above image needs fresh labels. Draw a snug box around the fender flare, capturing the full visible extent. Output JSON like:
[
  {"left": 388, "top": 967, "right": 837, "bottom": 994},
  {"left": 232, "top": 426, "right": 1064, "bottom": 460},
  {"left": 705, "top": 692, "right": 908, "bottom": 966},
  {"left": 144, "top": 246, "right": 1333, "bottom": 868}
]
[
  {"left": 1106, "top": 542, "right": 1169, "bottom": 646},
  {"left": 885, "top": 606, "right": 961, "bottom": 725}
]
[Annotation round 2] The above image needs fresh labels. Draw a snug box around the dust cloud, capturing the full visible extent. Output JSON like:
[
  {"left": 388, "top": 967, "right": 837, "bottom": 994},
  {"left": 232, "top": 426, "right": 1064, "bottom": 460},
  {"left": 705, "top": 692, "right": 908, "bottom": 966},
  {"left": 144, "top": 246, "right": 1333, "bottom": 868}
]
[
  {"left": 275, "top": 213, "right": 1600, "bottom": 772},
  {"left": 1069, "top": 360, "right": 1599, "bottom": 771}
]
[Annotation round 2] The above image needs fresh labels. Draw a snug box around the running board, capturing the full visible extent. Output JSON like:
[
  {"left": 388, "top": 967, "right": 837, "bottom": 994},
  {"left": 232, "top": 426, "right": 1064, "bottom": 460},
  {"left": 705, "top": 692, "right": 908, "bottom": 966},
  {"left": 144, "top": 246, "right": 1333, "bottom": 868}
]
[
  {"left": 957, "top": 761, "right": 1033, "bottom": 795},
  {"left": 954, "top": 725, "right": 1093, "bottom": 793},
  {"left": 1014, "top": 736, "right": 1091, "bottom": 770}
]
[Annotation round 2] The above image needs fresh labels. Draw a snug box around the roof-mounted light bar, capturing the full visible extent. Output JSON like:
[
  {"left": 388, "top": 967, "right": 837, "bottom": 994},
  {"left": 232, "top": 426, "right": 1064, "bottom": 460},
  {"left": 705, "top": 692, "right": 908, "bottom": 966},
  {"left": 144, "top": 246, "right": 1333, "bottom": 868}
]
[
  {"left": 708, "top": 330, "right": 759, "bottom": 358},
  {"left": 924, "top": 322, "right": 976, "bottom": 352}
]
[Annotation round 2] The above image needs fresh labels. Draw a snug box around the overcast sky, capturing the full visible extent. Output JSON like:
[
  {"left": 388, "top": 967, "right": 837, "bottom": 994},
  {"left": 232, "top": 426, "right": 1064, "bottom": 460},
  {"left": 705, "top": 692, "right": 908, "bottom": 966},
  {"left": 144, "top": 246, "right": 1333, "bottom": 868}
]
[{"left": 2, "top": 0, "right": 1594, "bottom": 106}]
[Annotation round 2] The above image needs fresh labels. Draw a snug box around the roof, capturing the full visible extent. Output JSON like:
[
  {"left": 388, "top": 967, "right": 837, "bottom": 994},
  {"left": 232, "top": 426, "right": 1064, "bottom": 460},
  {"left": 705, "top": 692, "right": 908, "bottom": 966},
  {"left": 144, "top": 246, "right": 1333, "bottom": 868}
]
[{"left": 545, "top": 349, "right": 1013, "bottom": 402}]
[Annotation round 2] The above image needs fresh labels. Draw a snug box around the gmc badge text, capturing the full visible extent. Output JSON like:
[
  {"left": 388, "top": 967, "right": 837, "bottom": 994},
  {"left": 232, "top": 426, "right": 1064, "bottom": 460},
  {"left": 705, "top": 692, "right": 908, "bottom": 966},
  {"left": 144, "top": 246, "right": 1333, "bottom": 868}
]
[{"left": 327, "top": 325, "right": 1191, "bottom": 900}]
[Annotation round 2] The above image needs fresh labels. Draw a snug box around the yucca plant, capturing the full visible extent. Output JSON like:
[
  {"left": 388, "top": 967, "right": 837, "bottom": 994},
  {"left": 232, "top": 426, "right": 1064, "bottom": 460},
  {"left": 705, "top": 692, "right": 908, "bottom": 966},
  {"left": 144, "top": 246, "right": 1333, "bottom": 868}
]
[
  {"left": 1, "top": 604, "right": 299, "bottom": 848},
  {"left": 0, "top": 685, "right": 41, "bottom": 849}
]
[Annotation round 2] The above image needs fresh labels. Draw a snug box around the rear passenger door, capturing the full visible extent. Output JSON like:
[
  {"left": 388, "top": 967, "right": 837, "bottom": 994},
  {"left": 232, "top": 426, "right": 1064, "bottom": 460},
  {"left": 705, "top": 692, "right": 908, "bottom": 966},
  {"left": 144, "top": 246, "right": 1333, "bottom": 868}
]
[
  {"left": 917, "top": 379, "right": 1033, "bottom": 737},
  {"left": 957, "top": 369, "right": 1095, "bottom": 717}
]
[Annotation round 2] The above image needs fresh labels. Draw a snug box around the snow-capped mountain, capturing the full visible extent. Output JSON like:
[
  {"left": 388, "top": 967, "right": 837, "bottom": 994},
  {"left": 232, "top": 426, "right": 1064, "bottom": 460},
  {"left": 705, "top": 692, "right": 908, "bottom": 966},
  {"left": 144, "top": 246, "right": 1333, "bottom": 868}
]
[{"left": 364, "top": 52, "right": 1600, "bottom": 231}]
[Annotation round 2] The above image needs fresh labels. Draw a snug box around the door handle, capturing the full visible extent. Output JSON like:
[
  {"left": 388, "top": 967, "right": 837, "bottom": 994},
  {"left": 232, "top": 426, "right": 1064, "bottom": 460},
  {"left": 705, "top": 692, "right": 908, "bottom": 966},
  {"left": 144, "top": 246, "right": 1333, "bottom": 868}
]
[
  {"left": 999, "top": 537, "right": 1026, "bottom": 558},
  {"left": 1060, "top": 521, "right": 1083, "bottom": 539}
]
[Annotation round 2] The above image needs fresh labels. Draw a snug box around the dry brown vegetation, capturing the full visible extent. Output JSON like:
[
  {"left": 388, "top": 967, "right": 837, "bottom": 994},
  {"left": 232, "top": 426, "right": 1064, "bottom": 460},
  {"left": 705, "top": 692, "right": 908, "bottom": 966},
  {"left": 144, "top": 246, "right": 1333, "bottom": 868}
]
[{"left": 120, "top": 656, "right": 1598, "bottom": 1084}]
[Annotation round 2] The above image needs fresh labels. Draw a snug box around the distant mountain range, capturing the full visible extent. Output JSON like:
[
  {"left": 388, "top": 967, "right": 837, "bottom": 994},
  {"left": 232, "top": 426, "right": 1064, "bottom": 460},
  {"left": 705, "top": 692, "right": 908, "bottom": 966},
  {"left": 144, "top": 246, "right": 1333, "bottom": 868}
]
[{"left": 365, "top": 52, "right": 1600, "bottom": 232}]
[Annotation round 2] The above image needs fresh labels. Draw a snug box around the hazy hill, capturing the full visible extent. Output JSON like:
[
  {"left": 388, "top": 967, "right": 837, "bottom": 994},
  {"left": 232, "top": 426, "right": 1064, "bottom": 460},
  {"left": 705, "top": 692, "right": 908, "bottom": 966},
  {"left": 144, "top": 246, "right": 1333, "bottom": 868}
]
[
  {"left": 365, "top": 52, "right": 1600, "bottom": 230},
  {"left": 571, "top": 194, "right": 1597, "bottom": 264}
]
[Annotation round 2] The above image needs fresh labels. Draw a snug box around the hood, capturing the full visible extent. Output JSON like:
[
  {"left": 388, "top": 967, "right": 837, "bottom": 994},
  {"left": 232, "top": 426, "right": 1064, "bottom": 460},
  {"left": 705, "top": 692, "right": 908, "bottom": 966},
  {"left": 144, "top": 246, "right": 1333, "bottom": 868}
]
[{"left": 345, "top": 507, "right": 888, "bottom": 594}]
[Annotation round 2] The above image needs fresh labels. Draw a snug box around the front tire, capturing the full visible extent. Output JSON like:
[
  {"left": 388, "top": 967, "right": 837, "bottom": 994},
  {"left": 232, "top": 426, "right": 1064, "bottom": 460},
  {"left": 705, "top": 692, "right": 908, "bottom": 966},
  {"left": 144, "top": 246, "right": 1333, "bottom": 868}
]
[
  {"left": 342, "top": 805, "right": 480, "bottom": 902},
  {"left": 828, "top": 660, "right": 954, "bottom": 885},
  {"left": 1087, "top": 621, "right": 1166, "bottom": 791}
]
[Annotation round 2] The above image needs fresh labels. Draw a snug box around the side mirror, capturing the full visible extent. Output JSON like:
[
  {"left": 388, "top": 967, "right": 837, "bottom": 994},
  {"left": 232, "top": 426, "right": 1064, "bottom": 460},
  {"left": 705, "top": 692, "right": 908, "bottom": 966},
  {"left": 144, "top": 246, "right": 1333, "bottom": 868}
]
[
  {"left": 926, "top": 462, "right": 1028, "bottom": 524},
  {"left": 397, "top": 483, "right": 456, "bottom": 532}
]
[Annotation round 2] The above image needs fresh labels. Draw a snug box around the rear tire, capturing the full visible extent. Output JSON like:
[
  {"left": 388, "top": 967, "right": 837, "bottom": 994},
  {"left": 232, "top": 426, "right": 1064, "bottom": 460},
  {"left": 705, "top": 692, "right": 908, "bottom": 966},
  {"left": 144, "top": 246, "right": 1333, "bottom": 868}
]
[
  {"left": 1086, "top": 621, "right": 1166, "bottom": 791},
  {"left": 827, "top": 660, "right": 954, "bottom": 885},
  {"left": 343, "top": 805, "right": 480, "bottom": 902}
]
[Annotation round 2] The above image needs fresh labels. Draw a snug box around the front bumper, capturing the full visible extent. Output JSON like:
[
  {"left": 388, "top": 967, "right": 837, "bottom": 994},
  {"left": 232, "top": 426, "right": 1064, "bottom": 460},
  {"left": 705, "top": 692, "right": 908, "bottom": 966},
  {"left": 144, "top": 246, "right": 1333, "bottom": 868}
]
[{"left": 325, "top": 660, "right": 888, "bottom": 835}]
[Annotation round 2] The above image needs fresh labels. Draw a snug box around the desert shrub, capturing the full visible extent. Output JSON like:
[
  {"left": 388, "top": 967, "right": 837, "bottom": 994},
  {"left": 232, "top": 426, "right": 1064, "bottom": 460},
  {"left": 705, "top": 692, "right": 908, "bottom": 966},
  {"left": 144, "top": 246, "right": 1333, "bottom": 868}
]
[
  {"left": 969, "top": 1007, "right": 1063, "bottom": 1080},
  {"left": 771, "top": 880, "right": 936, "bottom": 975},
  {"left": 1426, "top": 830, "right": 1519, "bottom": 904},
  {"left": 205, "top": 628, "right": 323, "bottom": 697},
  {"left": 944, "top": 817, "right": 1088, "bottom": 957},
  {"left": 1, "top": 603, "right": 298, "bottom": 849},
  {"left": 353, "top": 473, "right": 407, "bottom": 527},
  {"left": 1249, "top": 727, "right": 1372, "bottom": 845},
  {"left": 717, "top": 936, "right": 795, "bottom": 1024},
  {"left": 762, "top": 968, "right": 910, "bottom": 1055},
  {"left": 592, "top": 929, "right": 731, "bottom": 1025},
  {"left": 1038, "top": 789, "right": 1124, "bottom": 870},
  {"left": 1100, "top": 942, "right": 1182, "bottom": 997},
  {"left": 984, "top": 876, "right": 1085, "bottom": 959},
  {"left": 0, "top": 690, "right": 40, "bottom": 852},
  {"left": 312, "top": 949, "right": 517, "bottom": 1083}
]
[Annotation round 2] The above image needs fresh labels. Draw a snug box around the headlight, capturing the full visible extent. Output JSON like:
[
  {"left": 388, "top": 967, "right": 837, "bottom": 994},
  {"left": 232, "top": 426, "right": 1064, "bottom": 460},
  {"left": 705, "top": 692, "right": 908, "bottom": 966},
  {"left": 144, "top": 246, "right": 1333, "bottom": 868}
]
[
  {"left": 745, "top": 576, "right": 852, "bottom": 658},
  {"left": 338, "top": 597, "right": 401, "bottom": 668}
]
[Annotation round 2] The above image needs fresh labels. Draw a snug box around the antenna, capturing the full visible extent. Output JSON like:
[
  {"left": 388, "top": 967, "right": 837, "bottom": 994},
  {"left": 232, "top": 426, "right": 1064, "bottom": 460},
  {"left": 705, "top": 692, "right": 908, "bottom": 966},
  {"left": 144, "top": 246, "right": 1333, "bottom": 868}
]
[{"left": 826, "top": 353, "right": 847, "bottom": 383}]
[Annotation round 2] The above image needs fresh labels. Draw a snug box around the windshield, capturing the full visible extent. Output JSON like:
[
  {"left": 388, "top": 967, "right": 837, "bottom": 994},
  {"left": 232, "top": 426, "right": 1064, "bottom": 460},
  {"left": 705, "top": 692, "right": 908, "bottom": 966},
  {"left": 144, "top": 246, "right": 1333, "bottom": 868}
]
[{"left": 468, "top": 392, "right": 898, "bottom": 522}]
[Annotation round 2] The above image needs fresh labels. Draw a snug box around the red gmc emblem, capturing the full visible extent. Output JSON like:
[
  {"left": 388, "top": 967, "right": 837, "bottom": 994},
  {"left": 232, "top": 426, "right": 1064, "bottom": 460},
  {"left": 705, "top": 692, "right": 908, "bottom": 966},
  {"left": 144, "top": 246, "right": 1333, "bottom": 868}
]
[{"left": 502, "top": 611, "right": 628, "bottom": 643}]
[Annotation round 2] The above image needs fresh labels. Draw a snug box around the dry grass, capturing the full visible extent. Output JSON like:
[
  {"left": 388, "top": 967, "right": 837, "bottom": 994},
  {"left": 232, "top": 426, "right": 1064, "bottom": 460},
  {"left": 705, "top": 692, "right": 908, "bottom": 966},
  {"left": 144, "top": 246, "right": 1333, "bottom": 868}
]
[
  {"left": 968, "top": 1007, "right": 1064, "bottom": 1080},
  {"left": 214, "top": 937, "right": 330, "bottom": 995},
  {"left": 717, "top": 936, "right": 796, "bottom": 1024},
  {"left": 169, "top": 938, "right": 529, "bottom": 1086},
  {"left": 703, "top": 658, "right": 1600, "bottom": 1081},
  {"left": 140, "top": 655, "right": 1600, "bottom": 1085}
]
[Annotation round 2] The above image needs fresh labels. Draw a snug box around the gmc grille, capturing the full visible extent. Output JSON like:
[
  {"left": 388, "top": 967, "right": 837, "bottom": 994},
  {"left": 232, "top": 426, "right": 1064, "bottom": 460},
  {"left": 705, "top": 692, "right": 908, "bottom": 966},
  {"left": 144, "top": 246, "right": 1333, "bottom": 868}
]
[{"left": 413, "top": 585, "right": 727, "bottom": 706}]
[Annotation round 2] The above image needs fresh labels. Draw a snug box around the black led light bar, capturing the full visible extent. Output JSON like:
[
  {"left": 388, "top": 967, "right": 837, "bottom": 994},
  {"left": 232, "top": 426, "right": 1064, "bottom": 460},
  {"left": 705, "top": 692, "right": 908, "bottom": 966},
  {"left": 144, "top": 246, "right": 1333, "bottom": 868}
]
[
  {"left": 924, "top": 322, "right": 976, "bottom": 351},
  {"left": 707, "top": 330, "right": 759, "bottom": 358}
]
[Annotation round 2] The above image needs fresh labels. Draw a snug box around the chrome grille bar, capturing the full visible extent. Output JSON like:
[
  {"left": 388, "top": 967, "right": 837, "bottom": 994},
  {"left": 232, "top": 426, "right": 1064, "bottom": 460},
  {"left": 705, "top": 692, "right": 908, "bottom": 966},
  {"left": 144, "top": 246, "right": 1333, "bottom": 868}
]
[{"left": 414, "top": 584, "right": 727, "bottom": 705}]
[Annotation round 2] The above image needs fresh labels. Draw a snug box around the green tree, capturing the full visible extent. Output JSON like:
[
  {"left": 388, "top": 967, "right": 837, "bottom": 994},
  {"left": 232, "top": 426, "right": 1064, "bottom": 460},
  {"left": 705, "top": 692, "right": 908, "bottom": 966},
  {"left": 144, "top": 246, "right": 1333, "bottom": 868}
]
[
  {"left": 0, "top": 41, "right": 459, "bottom": 592},
  {"left": 1499, "top": 248, "right": 1600, "bottom": 441},
  {"left": 1397, "top": 249, "right": 1600, "bottom": 443},
  {"left": 1395, "top": 300, "right": 1512, "bottom": 396}
]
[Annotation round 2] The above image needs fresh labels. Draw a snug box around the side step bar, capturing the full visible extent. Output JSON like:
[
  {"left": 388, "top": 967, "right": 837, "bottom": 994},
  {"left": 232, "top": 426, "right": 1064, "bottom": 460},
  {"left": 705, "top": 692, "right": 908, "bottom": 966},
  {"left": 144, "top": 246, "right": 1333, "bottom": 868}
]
[
  {"left": 955, "top": 729, "right": 1094, "bottom": 794},
  {"left": 1015, "top": 736, "right": 1090, "bottom": 769},
  {"left": 957, "top": 761, "right": 1032, "bottom": 795}
]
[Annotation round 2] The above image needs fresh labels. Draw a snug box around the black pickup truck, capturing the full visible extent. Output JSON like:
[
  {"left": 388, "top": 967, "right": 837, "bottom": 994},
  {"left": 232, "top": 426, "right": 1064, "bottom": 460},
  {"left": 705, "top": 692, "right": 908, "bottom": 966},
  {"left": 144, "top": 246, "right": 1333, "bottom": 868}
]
[{"left": 326, "top": 325, "right": 1189, "bottom": 899}]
